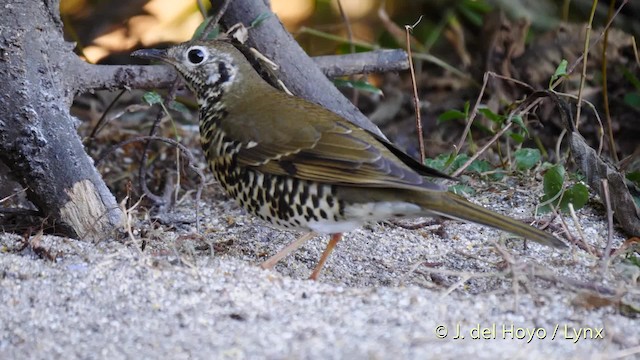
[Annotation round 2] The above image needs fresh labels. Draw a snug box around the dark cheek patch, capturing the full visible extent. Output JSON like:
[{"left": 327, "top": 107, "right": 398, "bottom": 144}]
[{"left": 218, "top": 62, "right": 230, "bottom": 83}]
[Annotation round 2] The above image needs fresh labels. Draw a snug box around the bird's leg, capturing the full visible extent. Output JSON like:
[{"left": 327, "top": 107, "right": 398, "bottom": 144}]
[
  {"left": 309, "top": 233, "right": 343, "bottom": 280},
  {"left": 261, "top": 231, "right": 317, "bottom": 269}
]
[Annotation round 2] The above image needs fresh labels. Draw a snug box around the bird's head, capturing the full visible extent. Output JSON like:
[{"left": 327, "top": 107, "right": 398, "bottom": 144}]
[{"left": 132, "top": 41, "right": 253, "bottom": 101}]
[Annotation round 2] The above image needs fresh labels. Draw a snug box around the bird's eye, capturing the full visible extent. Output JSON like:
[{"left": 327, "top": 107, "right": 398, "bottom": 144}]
[{"left": 186, "top": 46, "right": 207, "bottom": 64}]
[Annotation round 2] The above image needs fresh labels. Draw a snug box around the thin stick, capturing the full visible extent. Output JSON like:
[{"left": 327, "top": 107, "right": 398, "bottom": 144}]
[
  {"left": 0, "top": 187, "right": 28, "bottom": 204},
  {"left": 453, "top": 71, "right": 535, "bottom": 160},
  {"left": 453, "top": 71, "right": 489, "bottom": 158},
  {"left": 552, "top": 91, "right": 605, "bottom": 156},
  {"left": 573, "top": 0, "right": 599, "bottom": 129},
  {"left": 452, "top": 122, "right": 512, "bottom": 178},
  {"left": 568, "top": 203, "right": 588, "bottom": 253},
  {"left": 405, "top": 16, "right": 425, "bottom": 163},
  {"left": 139, "top": 78, "right": 180, "bottom": 206},
  {"left": 196, "top": 0, "right": 207, "bottom": 17},
  {"left": 335, "top": 0, "right": 359, "bottom": 105},
  {"left": 88, "top": 89, "right": 126, "bottom": 140},
  {"left": 632, "top": 36, "right": 640, "bottom": 66},
  {"left": 97, "top": 136, "right": 206, "bottom": 232},
  {"left": 452, "top": 95, "right": 543, "bottom": 177},
  {"left": 601, "top": 0, "right": 619, "bottom": 162},
  {"left": 550, "top": 0, "right": 628, "bottom": 89},
  {"left": 200, "top": 0, "right": 231, "bottom": 40},
  {"left": 600, "top": 179, "right": 614, "bottom": 273}
]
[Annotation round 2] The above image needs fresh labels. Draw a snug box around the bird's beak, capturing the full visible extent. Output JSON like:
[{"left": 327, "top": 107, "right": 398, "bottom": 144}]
[{"left": 131, "top": 48, "right": 170, "bottom": 63}]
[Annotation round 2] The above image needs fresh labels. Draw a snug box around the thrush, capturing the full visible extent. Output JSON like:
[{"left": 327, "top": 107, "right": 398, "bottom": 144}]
[{"left": 132, "top": 40, "right": 567, "bottom": 280}]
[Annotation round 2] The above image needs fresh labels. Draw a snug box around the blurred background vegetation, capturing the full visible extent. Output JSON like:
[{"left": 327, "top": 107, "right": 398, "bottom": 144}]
[
  {"left": 59, "top": 0, "right": 639, "bottom": 64},
  {"left": 59, "top": 0, "right": 640, "bottom": 198}
]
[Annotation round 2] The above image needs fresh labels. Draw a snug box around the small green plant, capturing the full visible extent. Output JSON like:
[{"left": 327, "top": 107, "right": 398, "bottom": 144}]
[
  {"left": 621, "top": 67, "right": 640, "bottom": 109},
  {"left": 549, "top": 59, "right": 569, "bottom": 88},
  {"left": 538, "top": 164, "right": 589, "bottom": 213},
  {"left": 142, "top": 91, "right": 181, "bottom": 140},
  {"left": 513, "top": 148, "right": 541, "bottom": 171}
]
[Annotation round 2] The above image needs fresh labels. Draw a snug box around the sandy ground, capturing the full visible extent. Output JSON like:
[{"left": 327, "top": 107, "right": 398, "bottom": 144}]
[{"left": 1, "top": 178, "right": 639, "bottom": 359}]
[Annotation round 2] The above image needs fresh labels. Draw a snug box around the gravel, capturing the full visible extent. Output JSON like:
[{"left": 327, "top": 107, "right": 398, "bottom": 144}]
[{"left": 1, "top": 180, "right": 638, "bottom": 359}]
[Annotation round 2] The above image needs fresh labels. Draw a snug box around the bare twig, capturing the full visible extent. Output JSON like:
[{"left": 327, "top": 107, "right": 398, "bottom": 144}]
[
  {"left": 632, "top": 36, "right": 640, "bottom": 66},
  {"left": 88, "top": 89, "right": 126, "bottom": 140},
  {"left": 200, "top": 0, "right": 231, "bottom": 40},
  {"left": 573, "top": 0, "right": 599, "bottom": 129},
  {"left": 377, "top": 4, "right": 424, "bottom": 52},
  {"left": 196, "top": 0, "right": 207, "bottom": 17},
  {"left": 335, "top": 0, "right": 359, "bottom": 105},
  {"left": 550, "top": 0, "right": 628, "bottom": 89},
  {"left": 567, "top": 203, "right": 587, "bottom": 250},
  {"left": 555, "top": 129, "right": 567, "bottom": 164},
  {"left": 534, "top": 268, "right": 618, "bottom": 296},
  {"left": 0, "top": 187, "right": 28, "bottom": 205},
  {"left": 452, "top": 123, "right": 513, "bottom": 178},
  {"left": 451, "top": 91, "right": 544, "bottom": 177},
  {"left": 139, "top": 79, "right": 181, "bottom": 206},
  {"left": 453, "top": 71, "right": 488, "bottom": 159},
  {"left": 601, "top": 0, "right": 619, "bottom": 162},
  {"left": 405, "top": 16, "right": 425, "bottom": 163},
  {"left": 551, "top": 91, "right": 605, "bottom": 156},
  {"left": 120, "top": 193, "right": 145, "bottom": 251},
  {"left": 97, "top": 135, "right": 206, "bottom": 232},
  {"left": 553, "top": 206, "right": 598, "bottom": 256},
  {"left": 452, "top": 71, "right": 535, "bottom": 163},
  {"left": 600, "top": 179, "right": 614, "bottom": 273}
]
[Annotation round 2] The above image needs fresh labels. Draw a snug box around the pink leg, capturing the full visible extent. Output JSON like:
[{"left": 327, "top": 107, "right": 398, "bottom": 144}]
[
  {"left": 309, "top": 233, "right": 343, "bottom": 281},
  {"left": 261, "top": 232, "right": 316, "bottom": 269}
]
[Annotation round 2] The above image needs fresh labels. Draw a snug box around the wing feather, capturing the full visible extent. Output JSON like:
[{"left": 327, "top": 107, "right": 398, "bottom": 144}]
[{"left": 218, "top": 90, "right": 448, "bottom": 191}]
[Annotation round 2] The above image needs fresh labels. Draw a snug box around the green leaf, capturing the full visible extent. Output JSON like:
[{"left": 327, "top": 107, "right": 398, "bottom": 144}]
[
  {"left": 457, "top": 0, "right": 492, "bottom": 26},
  {"left": 510, "top": 115, "right": 529, "bottom": 137},
  {"left": 627, "top": 171, "right": 640, "bottom": 208},
  {"left": 514, "top": 148, "right": 541, "bottom": 170},
  {"left": 169, "top": 101, "right": 190, "bottom": 115},
  {"left": 250, "top": 13, "right": 272, "bottom": 27},
  {"left": 142, "top": 91, "right": 163, "bottom": 106},
  {"left": 509, "top": 132, "right": 526, "bottom": 144},
  {"left": 621, "top": 66, "right": 640, "bottom": 91},
  {"left": 558, "top": 183, "right": 589, "bottom": 212},
  {"left": 424, "top": 152, "right": 468, "bottom": 173},
  {"left": 538, "top": 165, "right": 565, "bottom": 213},
  {"left": 478, "top": 107, "right": 504, "bottom": 124},
  {"left": 449, "top": 183, "right": 475, "bottom": 196},
  {"left": 489, "top": 170, "right": 506, "bottom": 181},
  {"left": 424, "top": 153, "right": 497, "bottom": 177},
  {"left": 623, "top": 92, "right": 640, "bottom": 108},
  {"left": 192, "top": 19, "right": 219, "bottom": 40},
  {"left": 627, "top": 171, "right": 640, "bottom": 186},
  {"left": 466, "top": 159, "right": 492, "bottom": 174},
  {"left": 625, "top": 253, "right": 640, "bottom": 268},
  {"left": 333, "top": 79, "right": 383, "bottom": 96},
  {"left": 449, "top": 153, "right": 470, "bottom": 171},
  {"left": 437, "top": 109, "right": 467, "bottom": 122},
  {"left": 543, "top": 165, "right": 565, "bottom": 197},
  {"left": 424, "top": 153, "right": 451, "bottom": 172},
  {"left": 438, "top": 101, "right": 470, "bottom": 124},
  {"left": 549, "top": 59, "right": 569, "bottom": 86}
]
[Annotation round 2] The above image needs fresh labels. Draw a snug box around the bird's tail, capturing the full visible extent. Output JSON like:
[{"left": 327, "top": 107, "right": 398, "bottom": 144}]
[{"left": 417, "top": 191, "right": 568, "bottom": 249}]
